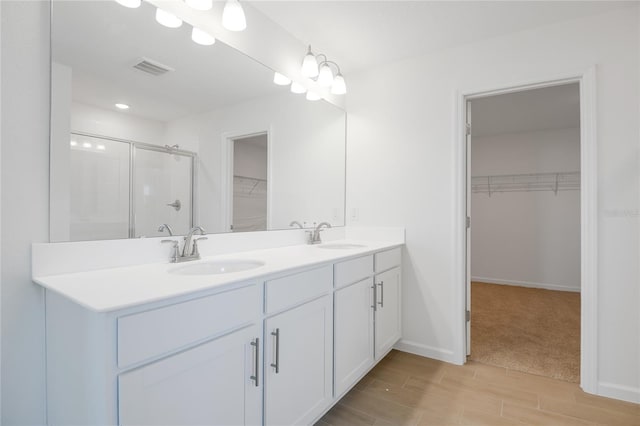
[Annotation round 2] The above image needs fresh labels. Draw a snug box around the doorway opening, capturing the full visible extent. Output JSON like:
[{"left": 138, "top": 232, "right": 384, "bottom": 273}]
[
  {"left": 229, "top": 133, "right": 269, "bottom": 232},
  {"left": 465, "top": 82, "right": 583, "bottom": 382}
]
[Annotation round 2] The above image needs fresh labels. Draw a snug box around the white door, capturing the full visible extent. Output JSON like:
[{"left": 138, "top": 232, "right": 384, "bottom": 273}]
[
  {"left": 133, "top": 147, "right": 193, "bottom": 238},
  {"left": 466, "top": 100, "right": 472, "bottom": 356},
  {"left": 264, "top": 296, "right": 333, "bottom": 426},
  {"left": 118, "top": 325, "right": 261, "bottom": 426},
  {"left": 334, "top": 278, "right": 375, "bottom": 397},
  {"left": 374, "top": 267, "right": 402, "bottom": 359}
]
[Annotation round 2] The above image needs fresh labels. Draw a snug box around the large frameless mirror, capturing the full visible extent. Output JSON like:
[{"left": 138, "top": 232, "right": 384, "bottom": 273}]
[{"left": 49, "top": 0, "right": 346, "bottom": 242}]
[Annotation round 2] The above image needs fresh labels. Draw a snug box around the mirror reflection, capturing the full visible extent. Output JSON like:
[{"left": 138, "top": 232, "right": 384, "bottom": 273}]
[{"left": 50, "top": 0, "right": 346, "bottom": 242}]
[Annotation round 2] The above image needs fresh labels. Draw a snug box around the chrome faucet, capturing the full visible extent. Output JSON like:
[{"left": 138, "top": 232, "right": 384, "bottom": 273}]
[
  {"left": 162, "top": 226, "right": 207, "bottom": 263},
  {"left": 158, "top": 223, "right": 174, "bottom": 236},
  {"left": 289, "top": 221, "right": 304, "bottom": 229},
  {"left": 307, "top": 222, "right": 331, "bottom": 244}
]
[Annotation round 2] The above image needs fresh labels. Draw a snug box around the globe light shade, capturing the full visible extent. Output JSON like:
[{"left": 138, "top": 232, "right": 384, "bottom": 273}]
[
  {"left": 301, "top": 51, "right": 319, "bottom": 78},
  {"left": 223, "top": 0, "right": 247, "bottom": 32},
  {"left": 317, "top": 63, "right": 334, "bottom": 87},
  {"left": 115, "top": 0, "right": 141, "bottom": 8},
  {"left": 155, "top": 8, "right": 182, "bottom": 28},
  {"left": 331, "top": 74, "right": 347, "bottom": 95},
  {"left": 273, "top": 72, "right": 291, "bottom": 86},
  {"left": 185, "top": 0, "right": 213, "bottom": 11},
  {"left": 290, "top": 82, "right": 307, "bottom": 94},
  {"left": 306, "top": 91, "right": 321, "bottom": 101},
  {"left": 192, "top": 27, "right": 216, "bottom": 46}
]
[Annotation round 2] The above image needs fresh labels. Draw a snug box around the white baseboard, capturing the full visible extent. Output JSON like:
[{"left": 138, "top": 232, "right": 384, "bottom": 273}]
[
  {"left": 597, "top": 382, "right": 640, "bottom": 404},
  {"left": 471, "top": 276, "right": 580, "bottom": 293},
  {"left": 394, "top": 340, "right": 457, "bottom": 364}
]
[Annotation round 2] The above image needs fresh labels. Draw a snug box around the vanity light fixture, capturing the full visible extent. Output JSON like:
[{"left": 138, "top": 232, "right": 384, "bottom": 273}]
[
  {"left": 290, "top": 82, "right": 306, "bottom": 94},
  {"left": 185, "top": 0, "right": 213, "bottom": 11},
  {"left": 306, "top": 91, "right": 321, "bottom": 101},
  {"left": 300, "top": 47, "right": 347, "bottom": 94},
  {"left": 155, "top": 8, "right": 183, "bottom": 28},
  {"left": 222, "top": 0, "right": 247, "bottom": 32},
  {"left": 191, "top": 27, "right": 216, "bottom": 45},
  {"left": 273, "top": 72, "right": 291, "bottom": 86},
  {"left": 115, "top": 103, "right": 130, "bottom": 110},
  {"left": 115, "top": 0, "right": 141, "bottom": 8}
]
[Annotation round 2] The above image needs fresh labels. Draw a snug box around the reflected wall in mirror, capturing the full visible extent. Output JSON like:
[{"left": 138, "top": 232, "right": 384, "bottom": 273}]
[{"left": 50, "top": 0, "right": 346, "bottom": 242}]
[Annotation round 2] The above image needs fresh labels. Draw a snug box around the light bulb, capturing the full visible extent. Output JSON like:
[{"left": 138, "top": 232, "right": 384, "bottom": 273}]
[
  {"left": 290, "top": 82, "right": 306, "bottom": 94},
  {"left": 115, "top": 0, "right": 141, "bottom": 8},
  {"left": 192, "top": 27, "right": 215, "bottom": 46},
  {"left": 115, "top": 103, "right": 130, "bottom": 110},
  {"left": 155, "top": 8, "right": 182, "bottom": 28},
  {"left": 222, "top": 0, "right": 247, "bottom": 31},
  {"left": 83, "top": 142, "right": 92, "bottom": 148},
  {"left": 97, "top": 145, "right": 106, "bottom": 151},
  {"left": 331, "top": 74, "right": 347, "bottom": 95},
  {"left": 185, "top": 0, "right": 212, "bottom": 11},
  {"left": 306, "top": 91, "right": 321, "bottom": 101},
  {"left": 70, "top": 140, "right": 78, "bottom": 147},
  {"left": 317, "top": 63, "right": 334, "bottom": 87},
  {"left": 301, "top": 47, "right": 318, "bottom": 78},
  {"left": 273, "top": 72, "right": 291, "bottom": 86}
]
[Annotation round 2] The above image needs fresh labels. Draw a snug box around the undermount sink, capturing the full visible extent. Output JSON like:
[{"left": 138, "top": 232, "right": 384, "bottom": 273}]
[
  {"left": 317, "top": 243, "right": 367, "bottom": 250},
  {"left": 169, "top": 260, "right": 265, "bottom": 275}
]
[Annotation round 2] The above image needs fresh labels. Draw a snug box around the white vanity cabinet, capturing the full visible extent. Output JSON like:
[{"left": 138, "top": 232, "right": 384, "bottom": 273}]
[{"left": 263, "top": 266, "right": 334, "bottom": 426}]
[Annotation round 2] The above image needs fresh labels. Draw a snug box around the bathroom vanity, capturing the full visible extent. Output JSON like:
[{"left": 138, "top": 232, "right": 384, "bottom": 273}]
[{"left": 33, "top": 236, "right": 403, "bottom": 425}]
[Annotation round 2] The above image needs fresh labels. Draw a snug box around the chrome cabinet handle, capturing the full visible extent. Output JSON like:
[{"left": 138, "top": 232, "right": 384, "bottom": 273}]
[
  {"left": 377, "top": 280, "right": 384, "bottom": 308},
  {"left": 250, "top": 338, "right": 259, "bottom": 387},
  {"left": 270, "top": 329, "right": 280, "bottom": 374},
  {"left": 371, "top": 283, "right": 377, "bottom": 312}
]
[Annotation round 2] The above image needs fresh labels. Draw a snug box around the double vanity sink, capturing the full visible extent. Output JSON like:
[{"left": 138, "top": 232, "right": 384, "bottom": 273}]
[
  {"left": 169, "top": 243, "right": 367, "bottom": 276},
  {"left": 32, "top": 233, "right": 404, "bottom": 425}
]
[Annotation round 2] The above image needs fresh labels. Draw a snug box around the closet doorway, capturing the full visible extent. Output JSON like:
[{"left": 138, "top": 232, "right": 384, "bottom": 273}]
[{"left": 465, "top": 83, "right": 582, "bottom": 382}]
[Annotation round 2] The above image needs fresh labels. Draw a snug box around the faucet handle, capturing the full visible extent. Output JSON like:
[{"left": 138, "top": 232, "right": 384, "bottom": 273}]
[
  {"left": 192, "top": 236, "right": 208, "bottom": 256},
  {"left": 161, "top": 239, "right": 179, "bottom": 262}
]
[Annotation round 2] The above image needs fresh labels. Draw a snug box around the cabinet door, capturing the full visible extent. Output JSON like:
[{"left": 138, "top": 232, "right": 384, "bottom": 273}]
[
  {"left": 119, "top": 324, "right": 262, "bottom": 426},
  {"left": 334, "top": 277, "right": 375, "bottom": 397},
  {"left": 264, "top": 295, "right": 333, "bottom": 426},
  {"left": 374, "top": 267, "right": 402, "bottom": 359}
]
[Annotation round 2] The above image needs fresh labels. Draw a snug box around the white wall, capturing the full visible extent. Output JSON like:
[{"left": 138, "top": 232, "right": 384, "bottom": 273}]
[
  {"left": 471, "top": 127, "right": 581, "bottom": 291},
  {"left": 0, "top": 1, "right": 50, "bottom": 424},
  {"left": 347, "top": 7, "right": 639, "bottom": 402},
  {"left": 166, "top": 92, "right": 346, "bottom": 233}
]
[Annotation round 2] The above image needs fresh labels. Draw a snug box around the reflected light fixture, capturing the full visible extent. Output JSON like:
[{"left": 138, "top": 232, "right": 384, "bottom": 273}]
[
  {"left": 155, "top": 8, "right": 183, "bottom": 28},
  {"left": 115, "top": 0, "right": 141, "bottom": 8},
  {"left": 290, "top": 82, "right": 306, "bottom": 94},
  {"left": 301, "top": 46, "right": 319, "bottom": 78},
  {"left": 83, "top": 142, "right": 92, "bottom": 148},
  {"left": 185, "top": 0, "right": 213, "bottom": 11},
  {"left": 317, "top": 62, "right": 334, "bottom": 87},
  {"left": 222, "top": 0, "right": 247, "bottom": 32},
  {"left": 192, "top": 27, "right": 216, "bottom": 45},
  {"left": 306, "top": 91, "right": 321, "bottom": 101},
  {"left": 273, "top": 72, "right": 291, "bottom": 86},
  {"left": 331, "top": 73, "right": 347, "bottom": 95},
  {"left": 70, "top": 140, "right": 78, "bottom": 147},
  {"left": 115, "top": 103, "right": 130, "bottom": 110},
  {"left": 97, "top": 145, "right": 106, "bottom": 151}
]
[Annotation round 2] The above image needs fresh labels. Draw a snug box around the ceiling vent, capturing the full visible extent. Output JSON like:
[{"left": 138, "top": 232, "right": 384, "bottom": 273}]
[{"left": 131, "top": 57, "right": 174, "bottom": 76}]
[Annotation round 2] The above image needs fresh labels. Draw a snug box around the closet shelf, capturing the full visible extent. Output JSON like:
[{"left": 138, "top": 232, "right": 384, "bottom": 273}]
[{"left": 471, "top": 171, "right": 580, "bottom": 196}]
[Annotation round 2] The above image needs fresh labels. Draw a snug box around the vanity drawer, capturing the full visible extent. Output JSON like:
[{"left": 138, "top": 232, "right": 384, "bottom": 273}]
[
  {"left": 265, "top": 265, "right": 332, "bottom": 314},
  {"left": 375, "top": 248, "right": 401, "bottom": 273},
  {"left": 334, "top": 255, "right": 373, "bottom": 288},
  {"left": 117, "top": 284, "right": 259, "bottom": 368}
]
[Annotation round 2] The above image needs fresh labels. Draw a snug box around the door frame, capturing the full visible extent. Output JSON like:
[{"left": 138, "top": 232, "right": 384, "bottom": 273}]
[
  {"left": 221, "top": 128, "right": 273, "bottom": 232},
  {"left": 452, "top": 67, "right": 598, "bottom": 394}
]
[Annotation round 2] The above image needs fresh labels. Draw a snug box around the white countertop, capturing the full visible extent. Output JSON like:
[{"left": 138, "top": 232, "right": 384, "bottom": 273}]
[{"left": 33, "top": 240, "right": 402, "bottom": 313}]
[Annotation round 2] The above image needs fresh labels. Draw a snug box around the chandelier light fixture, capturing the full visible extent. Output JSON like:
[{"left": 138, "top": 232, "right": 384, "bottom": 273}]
[{"left": 300, "top": 46, "right": 346, "bottom": 95}]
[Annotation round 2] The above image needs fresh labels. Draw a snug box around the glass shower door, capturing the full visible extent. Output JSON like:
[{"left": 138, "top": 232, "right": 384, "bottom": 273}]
[{"left": 133, "top": 147, "right": 194, "bottom": 238}]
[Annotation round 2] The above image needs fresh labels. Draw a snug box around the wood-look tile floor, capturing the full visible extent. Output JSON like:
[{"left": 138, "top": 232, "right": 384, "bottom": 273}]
[{"left": 316, "top": 350, "right": 640, "bottom": 426}]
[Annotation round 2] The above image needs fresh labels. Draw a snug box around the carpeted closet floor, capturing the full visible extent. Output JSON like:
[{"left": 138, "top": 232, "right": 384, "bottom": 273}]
[{"left": 470, "top": 281, "right": 580, "bottom": 383}]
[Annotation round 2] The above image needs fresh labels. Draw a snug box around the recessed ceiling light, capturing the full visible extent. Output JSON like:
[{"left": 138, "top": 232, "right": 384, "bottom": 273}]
[
  {"left": 155, "top": 8, "right": 183, "bottom": 28},
  {"left": 115, "top": 103, "right": 130, "bottom": 110},
  {"left": 191, "top": 27, "right": 216, "bottom": 46},
  {"left": 115, "top": 0, "right": 141, "bottom": 8},
  {"left": 273, "top": 72, "right": 291, "bottom": 86}
]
